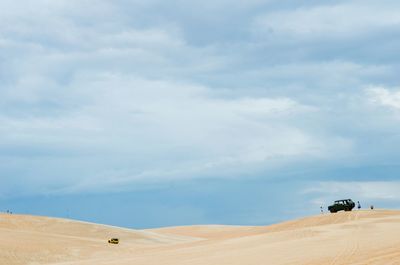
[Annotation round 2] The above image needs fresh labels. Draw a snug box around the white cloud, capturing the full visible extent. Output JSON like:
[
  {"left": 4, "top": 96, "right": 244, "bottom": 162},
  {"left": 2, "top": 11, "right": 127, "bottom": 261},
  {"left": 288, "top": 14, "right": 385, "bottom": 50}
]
[
  {"left": 0, "top": 0, "right": 398, "bottom": 197},
  {"left": 305, "top": 181, "right": 400, "bottom": 207},
  {"left": 367, "top": 86, "right": 400, "bottom": 110},
  {"left": 0, "top": 71, "right": 355, "bottom": 194},
  {"left": 254, "top": 1, "right": 400, "bottom": 37}
]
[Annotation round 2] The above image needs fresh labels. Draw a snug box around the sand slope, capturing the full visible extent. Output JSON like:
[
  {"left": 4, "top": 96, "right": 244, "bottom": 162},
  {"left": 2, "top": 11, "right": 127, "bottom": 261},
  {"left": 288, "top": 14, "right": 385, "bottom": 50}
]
[{"left": 1, "top": 210, "right": 400, "bottom": 265}]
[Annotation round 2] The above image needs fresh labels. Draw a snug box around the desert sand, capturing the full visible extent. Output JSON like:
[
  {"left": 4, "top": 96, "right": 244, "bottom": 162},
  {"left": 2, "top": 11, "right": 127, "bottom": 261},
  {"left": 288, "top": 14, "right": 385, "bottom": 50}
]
[{"left": 1, "top": 210, "right": 400, "bottom": 265}]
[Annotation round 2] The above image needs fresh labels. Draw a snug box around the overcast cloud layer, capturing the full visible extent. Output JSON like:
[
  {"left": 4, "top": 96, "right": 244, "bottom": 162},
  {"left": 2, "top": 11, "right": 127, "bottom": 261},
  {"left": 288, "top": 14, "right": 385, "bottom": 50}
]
[{"left": 1, "top": 0, "right": 400, "bottom": 223}]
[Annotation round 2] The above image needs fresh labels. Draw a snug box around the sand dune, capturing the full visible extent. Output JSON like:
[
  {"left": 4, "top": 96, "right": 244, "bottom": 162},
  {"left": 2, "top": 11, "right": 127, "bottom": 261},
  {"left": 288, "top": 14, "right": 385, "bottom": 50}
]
[{"left": 1, "top": 210, "right": 400, "bottom": 265}]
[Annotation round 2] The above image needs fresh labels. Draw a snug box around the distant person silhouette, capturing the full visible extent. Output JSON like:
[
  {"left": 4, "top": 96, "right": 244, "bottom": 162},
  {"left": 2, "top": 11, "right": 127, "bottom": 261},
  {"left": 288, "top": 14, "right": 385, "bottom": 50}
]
[
  {"left": 320, "top": 206, "right": 323, "bottom": 213},
  {"left": 357, "top": 201, "right": 361, "bottom": 210}
]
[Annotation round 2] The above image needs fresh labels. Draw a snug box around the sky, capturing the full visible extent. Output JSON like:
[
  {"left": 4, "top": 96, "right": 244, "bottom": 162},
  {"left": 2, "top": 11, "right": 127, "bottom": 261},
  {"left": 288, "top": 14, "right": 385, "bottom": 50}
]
[{"left": 1, "top": 0, "right": 400, "bottom": 228}]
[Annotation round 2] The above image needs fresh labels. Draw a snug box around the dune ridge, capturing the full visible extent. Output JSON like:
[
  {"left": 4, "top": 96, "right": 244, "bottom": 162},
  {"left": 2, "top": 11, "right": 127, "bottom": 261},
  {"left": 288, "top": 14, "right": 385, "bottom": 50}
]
[{"left": 1, "top": 210, "right": 400, "bottom": 264}]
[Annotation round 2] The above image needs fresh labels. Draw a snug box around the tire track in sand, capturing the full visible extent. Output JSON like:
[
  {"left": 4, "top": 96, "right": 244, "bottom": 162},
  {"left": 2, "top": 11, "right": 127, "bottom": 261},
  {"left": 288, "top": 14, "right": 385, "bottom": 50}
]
[{"left": 329, "top": 211, "right": 360, "bottom": 265}]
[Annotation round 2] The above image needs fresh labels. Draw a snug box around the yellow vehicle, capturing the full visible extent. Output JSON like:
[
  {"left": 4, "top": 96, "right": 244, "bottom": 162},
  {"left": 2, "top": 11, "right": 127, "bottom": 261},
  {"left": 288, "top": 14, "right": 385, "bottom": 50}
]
[{"left": 108, "top": 238, "right": 119, "bottom": 244}]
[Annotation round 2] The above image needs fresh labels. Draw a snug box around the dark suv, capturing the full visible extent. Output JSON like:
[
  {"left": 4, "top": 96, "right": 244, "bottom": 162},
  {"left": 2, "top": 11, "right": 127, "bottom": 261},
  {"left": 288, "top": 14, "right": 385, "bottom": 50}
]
[{"left": 328, "top": 199, "right": 355, "bottom": 213}]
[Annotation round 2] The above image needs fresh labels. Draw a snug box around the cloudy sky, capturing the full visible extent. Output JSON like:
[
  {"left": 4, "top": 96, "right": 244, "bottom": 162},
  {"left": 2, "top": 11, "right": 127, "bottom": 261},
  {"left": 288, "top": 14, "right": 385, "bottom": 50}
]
[{"left": 1, "top": 0, "right": 400, "bottom": 228}]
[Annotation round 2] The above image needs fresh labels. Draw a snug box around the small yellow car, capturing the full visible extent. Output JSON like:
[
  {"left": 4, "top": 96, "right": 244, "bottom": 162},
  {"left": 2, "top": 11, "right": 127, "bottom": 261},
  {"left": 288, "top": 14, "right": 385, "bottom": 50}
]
[{"left": 108, "top": 238, "right": 119, "bottom": 244}]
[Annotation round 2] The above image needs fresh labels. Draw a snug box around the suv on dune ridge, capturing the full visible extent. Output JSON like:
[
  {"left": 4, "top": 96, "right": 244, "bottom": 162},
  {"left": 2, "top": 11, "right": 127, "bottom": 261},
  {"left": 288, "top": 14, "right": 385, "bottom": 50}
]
[{"left": 328, "top": 199, "right": 355, "bottom": 213}]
